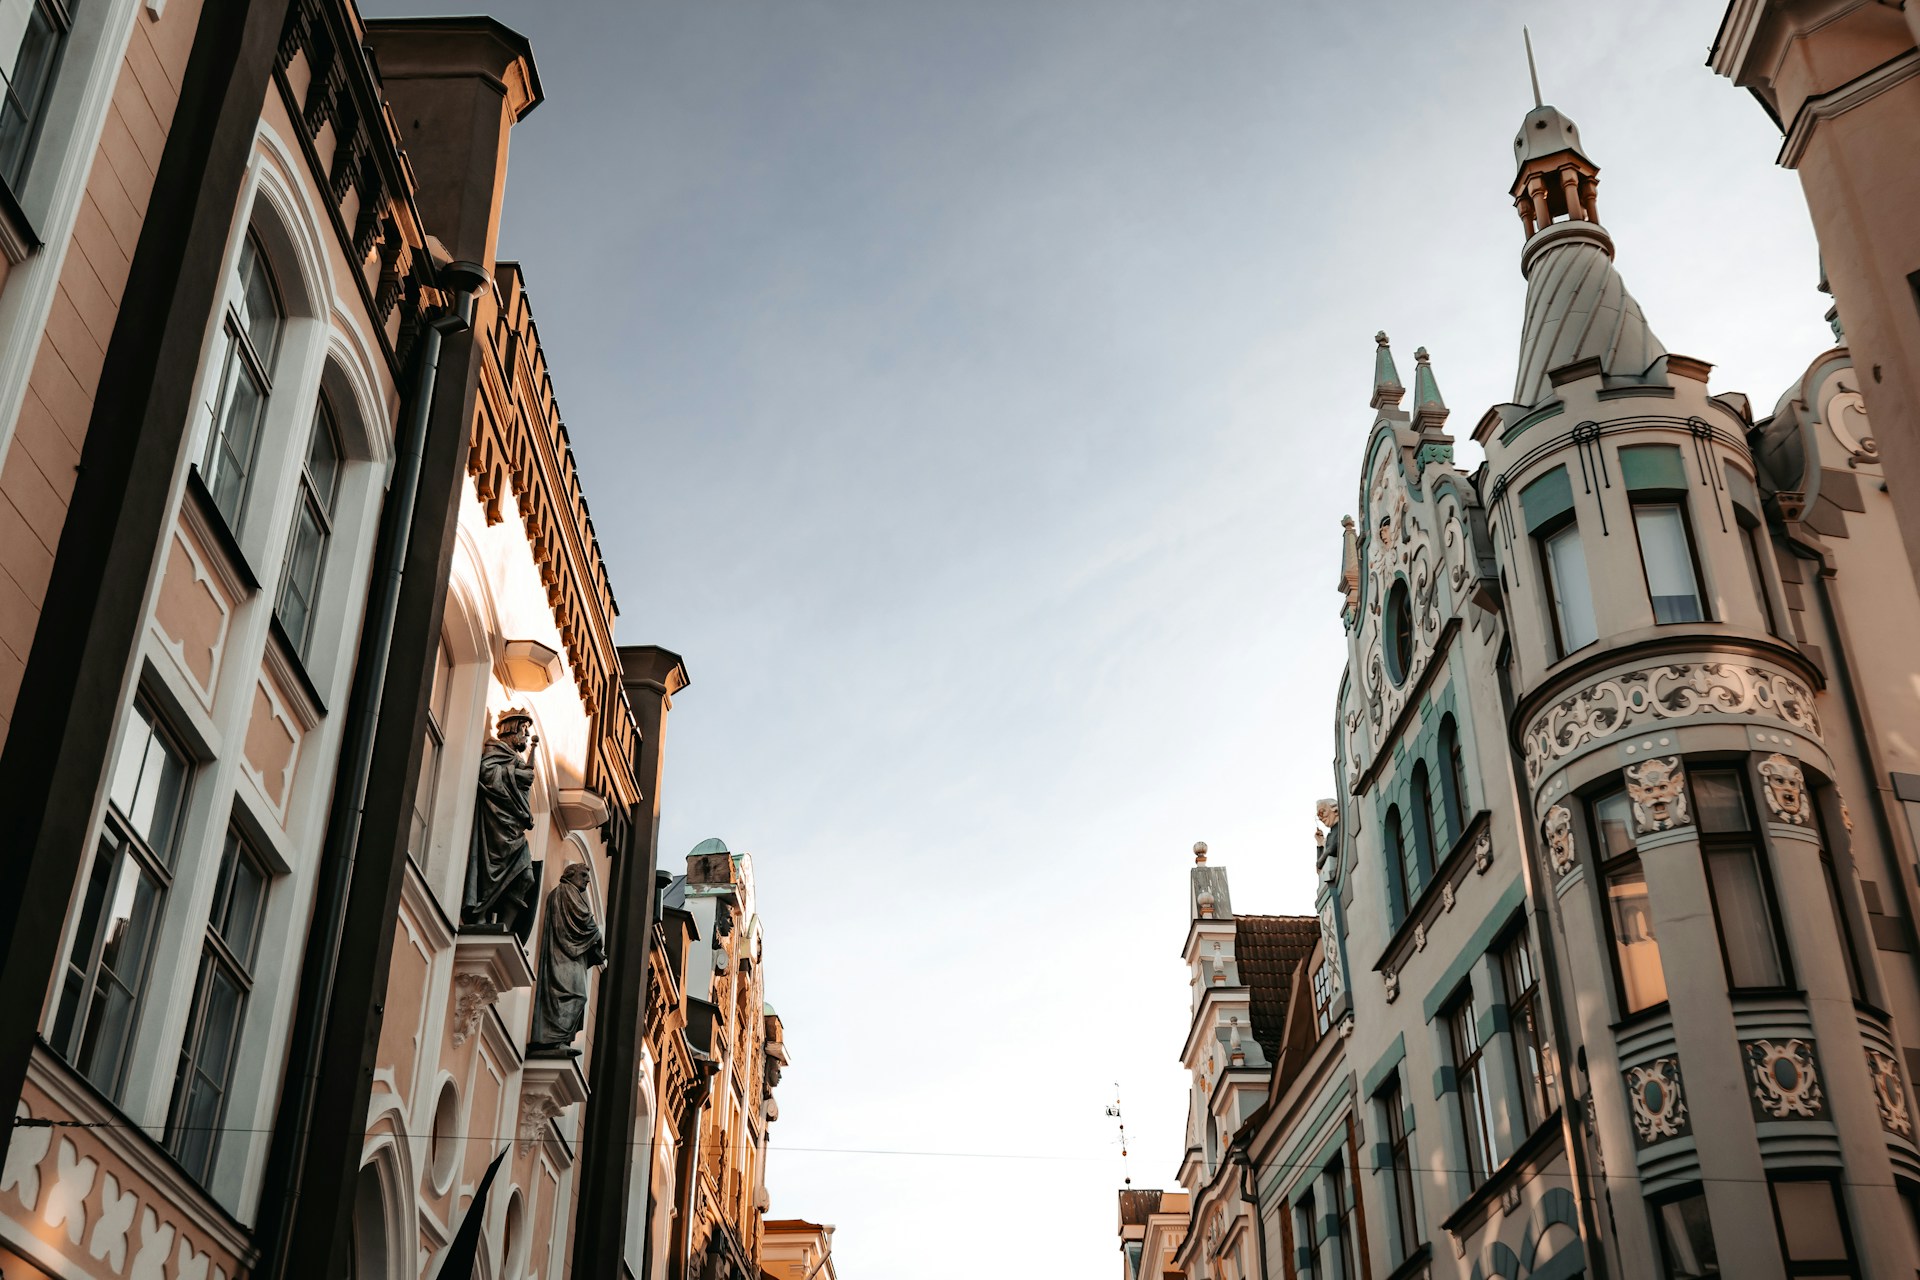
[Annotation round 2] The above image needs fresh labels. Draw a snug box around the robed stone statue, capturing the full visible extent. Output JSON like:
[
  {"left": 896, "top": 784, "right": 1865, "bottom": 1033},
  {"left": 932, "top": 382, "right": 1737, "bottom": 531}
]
[
  {"left": 462, "top": 709, "right": 539, "bottom": 935},
  {"left": 529, "top": 862, "right": 607, "bottom": 1054}
]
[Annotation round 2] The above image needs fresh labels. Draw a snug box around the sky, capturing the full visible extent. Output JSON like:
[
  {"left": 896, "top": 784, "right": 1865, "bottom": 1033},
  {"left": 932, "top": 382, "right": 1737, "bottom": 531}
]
[{"left": 367, "top": 0, "right": 1829, "bottom": 1272}]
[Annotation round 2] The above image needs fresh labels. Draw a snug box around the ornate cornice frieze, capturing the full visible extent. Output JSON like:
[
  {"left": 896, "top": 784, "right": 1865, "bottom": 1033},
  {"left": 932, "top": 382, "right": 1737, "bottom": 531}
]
[{"left": 1520, "top": 658, "right": 1820, "bottom": 788}]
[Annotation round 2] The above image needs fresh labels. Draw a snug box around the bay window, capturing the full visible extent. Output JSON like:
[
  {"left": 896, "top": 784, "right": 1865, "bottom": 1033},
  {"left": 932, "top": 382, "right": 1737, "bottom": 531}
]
[
  {"left": 1769, "top": 1175, "right": 1859, "bottom": 1278},
  {"left": 1522, "top": 466, "right": 1596, "bottom": 656},
  {"left": 1622, "top": 445, "right": 1706, "bottom": 625},
  {"left": 1654, "top": 1187, "right": 1720, "bottom": 1279},
  {"left": 1693, "top": 768, "right": 1789, "bottom": 991},
  {"left": 1593, "top": 788, "right": 1667, "bottom": 1014}
]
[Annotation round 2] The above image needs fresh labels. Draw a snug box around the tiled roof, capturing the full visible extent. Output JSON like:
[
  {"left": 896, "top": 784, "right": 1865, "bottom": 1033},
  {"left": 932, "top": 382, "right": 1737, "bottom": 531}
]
[{"left": 1234, "top": 915, "right": 1320, "bottom": 1062}]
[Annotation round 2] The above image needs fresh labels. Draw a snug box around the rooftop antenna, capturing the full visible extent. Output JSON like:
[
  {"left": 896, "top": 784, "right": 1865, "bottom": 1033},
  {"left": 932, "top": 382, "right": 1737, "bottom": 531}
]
[
  {"left": 1106, "top": 1085, "right": 1132, "bottom": 1187},
  {"left": 1523, "top": 26, "right": 1543, "bottom": 108}
]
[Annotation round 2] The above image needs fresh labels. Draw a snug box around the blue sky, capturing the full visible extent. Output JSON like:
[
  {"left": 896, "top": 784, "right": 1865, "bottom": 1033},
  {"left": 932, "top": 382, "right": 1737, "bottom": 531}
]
[{"left": 368, "top": 0, "right": 1827, "bottom": 1271}]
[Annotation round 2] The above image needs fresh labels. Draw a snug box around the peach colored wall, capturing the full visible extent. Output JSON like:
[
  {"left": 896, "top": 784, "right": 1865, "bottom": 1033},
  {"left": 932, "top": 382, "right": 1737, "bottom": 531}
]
[
  {"left": 0, "top": 0, "right": 206, "bottom": 746},
  {"left": 378, "top": 920, "right": 433, "bottom": 1106}
]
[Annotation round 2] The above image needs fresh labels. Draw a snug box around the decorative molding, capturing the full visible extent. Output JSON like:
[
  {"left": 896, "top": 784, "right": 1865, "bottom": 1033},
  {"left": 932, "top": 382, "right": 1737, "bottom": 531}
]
[
  {"left": 1625, "top": 756, "right": 1689, "bottom": 833},
  {"left": 1625, "top": 1057, "right": 1689, "bottom": 1146},
  {"left": 1744, "top": 1038, "right": 1825, "bottom": 1120},
  {"left": 1473, "top": 828, "right": 1493, "bottom": 874},
  {"left": 1522, "top": 662, "right": 1820, "bottom": 786},
  {"left": 1779, "top": 49, "right": 1920, "bottom": 168},
  {"left": 1867, "top": 1048, "right": 1911, "bottom": 1138},
  {"left": 1412, "top": 922, "right": 1427, "bottom": 952},
  {"left": 1441, "top": 881, "right": 1456, "bottom": 913},
  {"left": 1542, "top": 805, "right": 1575, "bottom": 878},
  {"left": 1383, "top": 969, "right": 1399, "bottom": 1004},
  {"left": 1757, "top": 753, "right": 1810, "bottom": 825},
  {"left": 517, "top": 1057, "right": 589, "bottom": 1161}
]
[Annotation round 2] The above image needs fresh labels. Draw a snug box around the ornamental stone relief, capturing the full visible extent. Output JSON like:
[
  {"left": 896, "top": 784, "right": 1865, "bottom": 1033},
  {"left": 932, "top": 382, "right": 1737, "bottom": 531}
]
[
  {"left": 1383, "top": 969, "right": 1399, "bottom": 1004},
  {"left": 450, "top": 971, "right": 501, "bottom": 1048},
  {"left": 1867, "top": 1048, "right": 1911, "bottom": 1138},
  {"left": 1317, "top": 903, "right": 1344, "bottom": 1006},
  {"left": 1744, "top": 1038, "right": 1825, "bottom": 1120},
  {"left": 1624, "top": 1057, "right": 1689, "bottom": 1145},
  {"left": 1625, "top": 755, "right": 1689, "bottom": 833},
  {"left": 1758, "top": 753, "right": 1810, "bottom": 825},
  {"left": 1348, "top": 446, "right": 1446, "bottom": 784},
  {"left": 1473, "top": 828, "right": 1493, "bottom": 874},
  {"left": 1542, "top": 805, "right": 1576, "bottom": 878},
  {"left": 1523, "top": 663, "right": 1820, "bottom": 786}
]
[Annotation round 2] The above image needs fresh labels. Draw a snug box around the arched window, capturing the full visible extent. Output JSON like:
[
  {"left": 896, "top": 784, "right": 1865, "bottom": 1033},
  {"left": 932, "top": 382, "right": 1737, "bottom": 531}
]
[
  {"left": 1411, "top": 764, "right": 1438, "bottom": 886},
  {"left": 1439, "top": 715, "right": 1467, "bottom": 841},
  {"left": 1385, "top": 805, "right": 1413, "bottom": 923},
  {"left": 200, "top": 234, "right": 284, "bottom": 526}
]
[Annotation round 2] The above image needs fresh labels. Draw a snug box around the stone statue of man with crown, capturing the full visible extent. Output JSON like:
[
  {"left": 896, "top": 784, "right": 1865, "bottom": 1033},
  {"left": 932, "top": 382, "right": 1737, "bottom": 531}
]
[{"left": 463, "top": 708, "right": 539, "bottom": 935}]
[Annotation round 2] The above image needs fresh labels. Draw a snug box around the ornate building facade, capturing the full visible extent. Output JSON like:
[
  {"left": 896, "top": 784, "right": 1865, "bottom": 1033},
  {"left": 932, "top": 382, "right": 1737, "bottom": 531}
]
[
  {"left": 0, "top": 2, "right": 836, "bottom": 1277},
  {"left": 1130, "top": 77, "right": 1920, "bottom": 1280}
]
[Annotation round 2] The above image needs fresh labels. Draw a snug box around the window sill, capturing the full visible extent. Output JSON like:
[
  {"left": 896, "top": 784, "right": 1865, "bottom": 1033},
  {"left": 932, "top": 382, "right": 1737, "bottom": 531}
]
[
  {"left": 266, "top": 612, "right": 328, "bottom": 719},
  {"left": 1381, "top": 1243, "right": 1433, "bottom": 1280},
  {"left": 1608, "top": 1001, "right": 1672, "bottom": 1035},
  {"left": 0, "top": 173, "right": 42, "bottom": 263},
  {"left": 1440, "top": 1108, "right": 1565, "bottom": 1239},
  {"left": 185, "top": 466, "right": 261, "bottom": 594}
]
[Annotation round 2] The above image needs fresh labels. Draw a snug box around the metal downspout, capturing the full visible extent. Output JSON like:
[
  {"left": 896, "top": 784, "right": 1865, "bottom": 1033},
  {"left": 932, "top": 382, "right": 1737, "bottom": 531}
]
[
  {"left": 1236, "top": 1138, "right": 1271, "bottom": 1280},
  {"left": 672, "top": 1061, "right": 718, "bottom": 1280},
  {"left": 1498, "top": 651, "right": 1613, "bottom": 1280},
  {"left": 259, "top": 268, "right": 483, "bottom": 1272}
]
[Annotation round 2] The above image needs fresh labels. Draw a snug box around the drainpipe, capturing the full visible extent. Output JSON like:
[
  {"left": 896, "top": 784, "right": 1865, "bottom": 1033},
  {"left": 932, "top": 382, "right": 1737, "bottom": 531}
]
[
  {"left": 1234, "top": 1137, "right": 1271, "bottom": 1280},
  {"left": 256, "top": 263, "right": 486, "bottom": 1274},
  {"left": 672, "top": 1060, "right": 719, "bottom": 1280},
  {"left": 1498, "top": 652, "right": 1613, "bottom": 1280}
]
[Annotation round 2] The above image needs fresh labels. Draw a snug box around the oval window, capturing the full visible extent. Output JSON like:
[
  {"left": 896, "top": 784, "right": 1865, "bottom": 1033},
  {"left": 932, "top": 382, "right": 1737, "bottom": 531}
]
[
  {"left": 1386, "top": 579, "right": 1414, "bottom": 684},
  {"left": 429, "top": 1080, "right": 460, "bottom": 1195}
]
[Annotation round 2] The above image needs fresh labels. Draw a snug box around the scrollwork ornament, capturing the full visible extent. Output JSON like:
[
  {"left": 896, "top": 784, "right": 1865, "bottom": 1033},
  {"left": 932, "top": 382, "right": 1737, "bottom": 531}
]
[
  {"left": 1542, "top": 805, "right": 1576, "bottom": 878},
  {"left": 1745, "top": 1038, "right": 1825, "bottom": 1119},
  {"left": 1758, "top": 753, "right": 1810, "bottom": 825},
  {"left": 1473, "top": 829, "right": 1493, "bottom": 874},
  {"left": 1867, "top": 1048, "right": 1911, "bottom": 1137},
  {"left": 1624, "top": 1057, "right": 1690, "bottom": 1145},
  {"left": 1413, "top": 922, "right": 1427, "bottom": 952},
  {"left": 517, "top": 1090, "right": 565, "bottom": 1157},
  {"left": 1625, "top": 755, "right": 1689, "bottom": 833},
  {"left": 1383, "top": 969, "right": 1399, "bottom": 1004},
  {"left": 1523, "top": 663, "right": 1820, "bottom": 785}
]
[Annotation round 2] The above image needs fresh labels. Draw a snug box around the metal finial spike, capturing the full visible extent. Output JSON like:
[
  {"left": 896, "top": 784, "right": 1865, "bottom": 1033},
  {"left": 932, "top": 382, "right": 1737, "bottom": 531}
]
[{"left": 1524, "top": 27, "right": 1543, "bottom": 108}]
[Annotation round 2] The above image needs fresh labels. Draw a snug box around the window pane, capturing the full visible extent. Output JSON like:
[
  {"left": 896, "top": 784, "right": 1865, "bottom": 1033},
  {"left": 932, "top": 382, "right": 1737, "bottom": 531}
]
[
  {"left": 218, "top": 841, "right": 266, "bottom": 966},
  {"left": 107, "top": 704, "right": 189, "bottom": 859},
  {"left": 1705, "top": 845, "right": 1785, "bottom": 988},
  {"left": 278, "top": 504, "right": 325, "bottom": 648},
  {"left": 205, "top": 351, "right": 267, "bottom": 524},
  {"left": 1635, "top": 504, "right": 1704, "bottom": 624},
  {"left": 305, "top": 405, "right": 341, "bottom": 510},
  {"left": 1656, "top": 1192, "right": 1719, "bottom": 1278},
  {"left": 1692, "top": 771, "right": 1750, "bottom": 833},
  {"left": 1822, "top": 853, "right": 1865, "bottom": 1002},
  {"left": 53, "top": 841, "right": 120, "bottom": 1053},
  {"left": 1545, "top": 524, "right": 1598, "bottom": 651},
  {"left": 1608, "top": 861, "right": 1667, "bottom": 1012},
  {"left": 77, "top": 858, "right": 162, "bottom": 1092},
  {"left": 1743, "top": 522, "right": 1778, "bottom": 635},
  {"left": 0, "top": 0, "right": 62, "bottom": 186},
  {"left": 1595, "top": 790, "right": 1635, "bottom": 859},
  {"left": 236, "top": 239, "right": 282, "bottom": 363},
  {"left": 1772, "top": 1180, "right": 1849, "bottom": 1262}
]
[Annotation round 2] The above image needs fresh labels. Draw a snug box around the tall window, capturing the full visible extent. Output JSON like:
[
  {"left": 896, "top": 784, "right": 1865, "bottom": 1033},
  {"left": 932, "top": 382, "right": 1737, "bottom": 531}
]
[
  {"left": 276, "top": 400, "right": 342, "bottom": 658},
  {"left": 1411, "top": 763, "right": 1438, "bottom": 878},
  {"left": 1439, "top": 714, "right": 1467, "bottom": 842},
  {"left": 1500, "top": 926, "right": 1556, "bottom": 1133},
  {"left": 1694, "top": 768, "right": 1789, "bottom": 991},
  {"left": 1328, "top": 1157, "right": 1357, "bottom": 1280},
  {"left": 1386, "top": 805, "right": 1413, "bottom": 923},
  {"left": 167, "top": 829, "right": 267, "bottom": 1183},
  {"left": 1622, "top": 446, "right": 1706, "bottom": 624},
  {"left": 0, "top": 0, "right": 69, "bottom": 189},
  {"left": 409, "top": 639, "right": 452, "bottom": 858},
  {"left": 1540, "top": 522, "right": 1598, "bottom": 654},
  {"left": 1593, "top": 789, "right": 1668, "bottom": 1014},
  {"left": 1293, "top": 1185, "right": 1321, "bottom": 1280},
  {"left": 1447, "top": 990, "right": 1498, "bottom": 1185},
  {"left": 201, "top": 235, "right": 284, "bottom": 527},
  {"left": 52, "top": 699, "right": 192, "bottom": 1096},
  {"left": 1380, "top": 1076, "right": 1420, "bottom": 1262},
  {"left": 1654, "top": 1187, "right": 1720, "bottom": 1279},
  {"left": 1768, "top": 1175, "right": 1859, "bottom": 1278},
  {"left": 1737, "top": 507, "right": 1779, "bottom": 636}
]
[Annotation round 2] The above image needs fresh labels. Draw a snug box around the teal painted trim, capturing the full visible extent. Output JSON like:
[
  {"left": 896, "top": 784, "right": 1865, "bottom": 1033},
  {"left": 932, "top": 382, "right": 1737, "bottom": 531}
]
[
  {"left": 1416, "top": 442, "right": 1454, "bottom": 469},
  {"left": 1261, "top": 1077, "right": 1353, "bottom": 1199},
  {"left": 1477, "top": 1003, "right": 1512, "bottom": 1043},
  {"left": 1403, "top": 1104, "right": 1417, "bottom": 1134},
  {"left": 1725, "top": 461, "right": 1758, "bottom": 512},
  {"left": 1500, "top": 401, "right": 1565, "bottom": 445},
  {"left": 1621, "top": 442, "right": 1686, "bottom": 491},
  {"left": 1421, "top": 880, "right": 1527, "bottom": 1022},
  {"left": 1363, "top": 1033, "right": 1407, "bottom": 1098},
  {"left": 1371, "top": 1141, "right": 1392, "bottom": 1170},
  {"left": 1521, "top": 467, "right": 1574, "bottom": 532},
  {"left": 1433, "top": 1064, "right": 1457, "bottom": 1099}
]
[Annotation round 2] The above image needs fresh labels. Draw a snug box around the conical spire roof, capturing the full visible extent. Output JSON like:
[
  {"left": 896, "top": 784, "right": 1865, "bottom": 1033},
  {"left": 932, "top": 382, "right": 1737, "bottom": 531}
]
[
  {"left": 1512, "top": 222, "right": 1665, "bottom": 405},
  {"left": 1370, "top": 332, "right": 1404, "bottom": 410}
]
